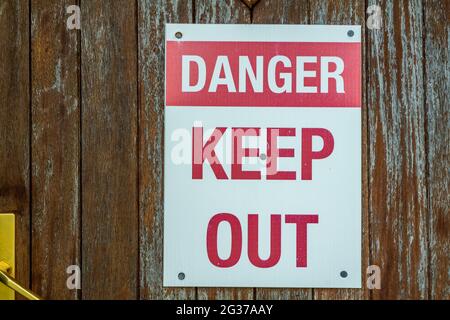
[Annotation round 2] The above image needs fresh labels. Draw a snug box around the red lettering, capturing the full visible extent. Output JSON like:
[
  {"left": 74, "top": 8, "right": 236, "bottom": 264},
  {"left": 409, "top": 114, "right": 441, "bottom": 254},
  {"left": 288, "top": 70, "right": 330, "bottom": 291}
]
[
  {"left": 301, "top": 128, "right": 334, "bottom": 180},
  {"left": 206, "top": 213, "right": 242, "bottom": 268},
  {"left": 192, "top": 127, "right": 228, "bottom": 179},
  {"left": 267, "top": 128, "right": 296, "bottom": 180},
  {"left": 248, "top": 214, "right": 281, "bottom": 268},
  {"left": 231, "top": 128, "right": 261, "bottom": 180},
  {"left": 207, "top": 213, "right": 318, "bottom": 268},
  {"left": 193, "top": 127, "right": 335, "bottom": 181},
  {"left": 285, "top": 214, "right": 319, "bottom": 267}
]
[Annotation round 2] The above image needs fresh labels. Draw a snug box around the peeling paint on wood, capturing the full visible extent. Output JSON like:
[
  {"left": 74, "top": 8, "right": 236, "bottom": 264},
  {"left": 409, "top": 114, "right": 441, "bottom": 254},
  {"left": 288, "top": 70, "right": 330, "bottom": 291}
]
[
  {"left": 31, "top": 0, "right": 80, "bottom": 300},
  {"left": 424, "top": 0, "right": 449, "bottom": 300},
  {"left": 81, "top": 0, "right": 138, "bottom": 300},
  {"left": 367, "top": 0, "right": 429, "bottom": 300},
  {"left": 196, "top": 0, "right": 251, "bottom": 24},
  {"left": 138, "top": 0, "right": 195, "bottom": 300}
]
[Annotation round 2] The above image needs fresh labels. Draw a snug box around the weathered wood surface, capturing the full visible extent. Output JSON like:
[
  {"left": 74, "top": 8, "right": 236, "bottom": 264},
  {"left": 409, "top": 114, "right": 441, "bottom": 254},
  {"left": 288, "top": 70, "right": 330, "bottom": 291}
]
[
  {"left": 367, "top": 0, "right": 428, "bottom": 299},
  {"left": 0, "top": 0, "right": 31, "bottom": 299},
  {"left": 31, "top": 0, "right": 80, "bottom": 300},
  {"left": 0, "top": 0, "right": 447, "bottom": 300},
  {"left": 423, "top": 0, "right": 449, "bottom": 300},
  {"left": 138, "top": 0, "right": 195, "bottom": 300},
  {"left": 81, "top": 0, "right": 138, "bottom": 299}
]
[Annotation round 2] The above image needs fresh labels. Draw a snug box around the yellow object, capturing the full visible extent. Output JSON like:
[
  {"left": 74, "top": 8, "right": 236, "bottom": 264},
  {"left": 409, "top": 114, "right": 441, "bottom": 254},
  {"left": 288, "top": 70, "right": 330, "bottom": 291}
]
[
  {"left": 0, "top": 266, "right": 41, "bottom": 300},
  {"left": 0, "top": 214, "right": 41, "bottom": 300},
  {"left": 0, "top": 214, "right": 14, "bottom": 300}
]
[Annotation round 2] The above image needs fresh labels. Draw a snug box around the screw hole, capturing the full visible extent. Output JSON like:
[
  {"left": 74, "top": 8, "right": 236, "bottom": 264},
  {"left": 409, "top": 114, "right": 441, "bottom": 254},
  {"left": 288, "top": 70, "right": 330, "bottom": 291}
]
[
  {"left": 175, "top": 31, "right": 183, "bottom": 39},
  {"left": 178, "top": 272, "right": 185, "bottom": 280},
  {"left": 347, "top": 30, "right": 354, "bottom": 37},
  {"left": 340, "top": 271, "right": 348, "bottom": 278}
]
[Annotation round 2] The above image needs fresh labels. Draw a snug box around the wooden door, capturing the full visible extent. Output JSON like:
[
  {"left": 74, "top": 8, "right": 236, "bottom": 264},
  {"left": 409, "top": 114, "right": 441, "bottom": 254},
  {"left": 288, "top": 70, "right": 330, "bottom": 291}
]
[{"left": 0, "top": 0, "right": 447, "bottom": 300}]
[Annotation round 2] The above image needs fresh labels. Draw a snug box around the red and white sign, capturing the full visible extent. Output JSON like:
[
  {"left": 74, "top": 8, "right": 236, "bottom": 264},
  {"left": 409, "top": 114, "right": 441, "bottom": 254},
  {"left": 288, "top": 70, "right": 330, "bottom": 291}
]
[{"left": 164, "top": 24, "right": 361, "bottom": 288}]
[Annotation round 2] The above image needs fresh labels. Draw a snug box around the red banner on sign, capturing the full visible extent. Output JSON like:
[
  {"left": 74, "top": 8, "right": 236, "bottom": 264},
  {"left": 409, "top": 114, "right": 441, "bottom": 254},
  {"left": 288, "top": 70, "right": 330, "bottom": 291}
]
[{"left": 166, "top": 41, "right": 361, "bottom": 108}]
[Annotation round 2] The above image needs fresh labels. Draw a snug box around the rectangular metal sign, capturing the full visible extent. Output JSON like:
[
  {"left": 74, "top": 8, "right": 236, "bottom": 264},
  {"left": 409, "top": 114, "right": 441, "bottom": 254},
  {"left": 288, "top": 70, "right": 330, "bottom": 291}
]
[{"left": 164, "top": 24, "right": 361, "bottom": 287}]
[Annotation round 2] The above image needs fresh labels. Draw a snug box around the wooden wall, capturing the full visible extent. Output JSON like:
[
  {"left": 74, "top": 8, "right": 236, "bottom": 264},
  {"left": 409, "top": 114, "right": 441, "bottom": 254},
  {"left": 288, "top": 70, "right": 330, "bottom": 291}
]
[{"left": 0, "top": 0, "right": 447, "bottom": 300}]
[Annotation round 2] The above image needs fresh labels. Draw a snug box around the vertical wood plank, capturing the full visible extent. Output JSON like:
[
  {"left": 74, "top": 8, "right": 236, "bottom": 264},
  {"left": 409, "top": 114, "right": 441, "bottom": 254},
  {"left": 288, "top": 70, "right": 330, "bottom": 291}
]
[
  {"left": 81, "top": 0, "right": 138, "bottom": 299},
  {"left": 252, "top": 0, "right": 312, "bottom": 300},
  {"left": 138, "top": 0, "right": 195, "bottom": 300},
  {"left": 367, "top": 0, "right": 428, "bottom": 299},
  {"left": 309, "top": 0, "right": 369, "bottom": 300},
  {"left": 31, "top": 0, "right": 80, "bottom": 300},
  {"left": 196, "top": 0, "right": 250, "bottom": 25},
  {"left": 195, "top": 0, "right": 253, "bottom": 300},
  {"left": 253, "top": 0, "right": 309, "bottom": 25},
  {"left": 0, "top": 0, "right": 31, "bottom": 297},
  {"left": 424, "top": 0, "right": 449, "bottom": 300}
]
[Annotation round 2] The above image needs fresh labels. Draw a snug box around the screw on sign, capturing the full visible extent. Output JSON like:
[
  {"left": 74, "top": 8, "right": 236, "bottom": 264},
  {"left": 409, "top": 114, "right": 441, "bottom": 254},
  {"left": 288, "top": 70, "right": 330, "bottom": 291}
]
[{"left": 164, "top": 24, "right": 362, "bottom": 288}]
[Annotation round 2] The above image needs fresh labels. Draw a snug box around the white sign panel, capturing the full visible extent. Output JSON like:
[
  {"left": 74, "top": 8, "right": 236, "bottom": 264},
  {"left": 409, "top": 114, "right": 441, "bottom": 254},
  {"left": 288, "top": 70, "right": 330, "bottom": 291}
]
[{"left": 164, "top": 24, "right": 361, "bottom": 288}]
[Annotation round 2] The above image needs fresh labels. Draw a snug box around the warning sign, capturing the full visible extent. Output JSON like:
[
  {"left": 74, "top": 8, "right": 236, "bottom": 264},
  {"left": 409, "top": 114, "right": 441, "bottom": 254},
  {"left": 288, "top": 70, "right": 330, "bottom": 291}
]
[{"left": 164, "top": 24, "right": 361, "bottom": 288}]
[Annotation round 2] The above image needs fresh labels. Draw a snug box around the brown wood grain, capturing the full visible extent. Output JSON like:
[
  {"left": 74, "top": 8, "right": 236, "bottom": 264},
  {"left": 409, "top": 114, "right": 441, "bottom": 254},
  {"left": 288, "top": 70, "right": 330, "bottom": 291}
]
[
  {"left": 138, "top": 0, "right": 195, "bottom": 300},
  {"left": 424, "top": 0, "right": 449, "bottom": 300},
  {"left": 252, "top": 0, "right": 312, "bottom": 300},
  {"left": 195, "top": 0, "right": 253, "bottom": 300},
  {"left": 30, "top": 0, "right": 80, "bottom": 300},
  {"left": 196, "top": 0, "right": 250, "bottom": 25},
  {"left": 0, "top": 0, "right": 31, "bottom": 299},
  {"left": 253, "top": 0, "right": 309, "bottom": 25},
  {"left": 0, "top": 0, "right": 447, "bottom": 300},
  {"left": 81, "top": 0, "right": 138, "bottom": 300},
  {"left": 309, "top": 0, "right": 369, "bottom": 300},
  {"left": 367, "top": 0, "right": 428, "bottom": 299},
  {"left": 241, "top": 0, "right": 260, "bottom": 9}
]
